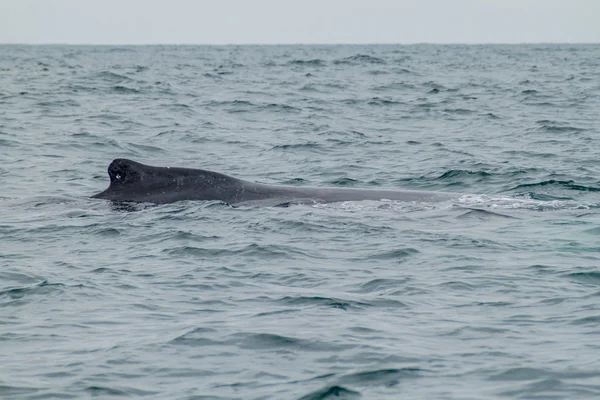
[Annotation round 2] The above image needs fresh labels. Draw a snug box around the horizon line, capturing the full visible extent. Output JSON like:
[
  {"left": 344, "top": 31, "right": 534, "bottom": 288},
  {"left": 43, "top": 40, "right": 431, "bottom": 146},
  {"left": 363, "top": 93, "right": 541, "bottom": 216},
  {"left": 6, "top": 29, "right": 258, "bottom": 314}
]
[{"left": 1, "top": 41, "right": 599, "bottom": 46}]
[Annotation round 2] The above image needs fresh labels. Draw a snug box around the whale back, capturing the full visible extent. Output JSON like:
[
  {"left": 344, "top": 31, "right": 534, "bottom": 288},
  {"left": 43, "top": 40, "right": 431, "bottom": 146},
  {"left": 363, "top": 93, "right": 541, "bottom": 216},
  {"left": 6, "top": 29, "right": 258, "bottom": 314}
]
[
  {"left": 92, "top": 159, "right": 246, "bottom": 204},
  {"left": 92, "top": 159, "right": 458, "bottom": 205}
]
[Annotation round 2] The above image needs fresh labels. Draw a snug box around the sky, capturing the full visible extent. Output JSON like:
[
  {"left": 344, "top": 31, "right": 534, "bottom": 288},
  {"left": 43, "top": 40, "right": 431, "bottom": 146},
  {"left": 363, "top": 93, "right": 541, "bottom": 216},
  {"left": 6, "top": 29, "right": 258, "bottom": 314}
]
[{"left": 1, "top": 0, "right": 599, "bottom": 45}]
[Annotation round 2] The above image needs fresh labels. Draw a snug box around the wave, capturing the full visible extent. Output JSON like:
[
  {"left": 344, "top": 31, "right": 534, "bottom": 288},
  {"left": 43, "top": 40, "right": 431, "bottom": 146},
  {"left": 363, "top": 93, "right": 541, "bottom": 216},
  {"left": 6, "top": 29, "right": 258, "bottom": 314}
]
[
  {"left": 562, "top": 271, "right": 600, "bottom": 284},
  {"left": 443, "top": 107, "right": 476, "bottom": 115},
  {"left": 298, "top": 385, "right": 360, "bottom": 400},
  {"left": 288, "top": 59, "right": 326, "bottom": 66},
  {"left": 333, "top": 54, "right": 386, "bottom": 65},
  {"left": 270, "top": 142, "right": 322, "bottom": 151},
  {"left": 35, "top": 99, "right": 80, "bottom": 108},
  {"left": 95, "top": 71, "right": 132, "bottom": 82},
  {"left": 277, "top": 296, "right": 372, "bottom": 310},
  {"left": 436, "top": 169, "right": 492, "bottom": 180},
  {"left": 203, "top": 100, "right": 301, "bottom": 113},
  {"left": 0, "top": 280, "right": 65, "bottom": 303},
  {"left": 298, "top": 368, "right": 422, "bottom": 399},
  {"left": 367, "top": 97, "right": 404, "bottom": 106},
  {"left": 111, "top": 85, "right": 141, "bottom": 94},
  {"left": 511, "top": 180, "right": 600, "bottom": 192},
  {"left": 325, "top": 177, "right": 359, "bottom": 186},
  {"left": 372, "top": 82, "right": 417, "bottom": 91},
  {"left": 536, "top": 120, "right": 586, "bottom": 133},
  {"left": 164, "top": 243, "right": 310, "bottom": 259}
]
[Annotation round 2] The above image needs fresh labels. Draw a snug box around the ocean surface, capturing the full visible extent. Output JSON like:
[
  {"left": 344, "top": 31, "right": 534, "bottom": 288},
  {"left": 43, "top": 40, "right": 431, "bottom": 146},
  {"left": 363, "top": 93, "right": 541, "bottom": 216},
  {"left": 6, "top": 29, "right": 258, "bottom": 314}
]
[{"left": 1, "top": 44, "right": 600, "bottom": 399}]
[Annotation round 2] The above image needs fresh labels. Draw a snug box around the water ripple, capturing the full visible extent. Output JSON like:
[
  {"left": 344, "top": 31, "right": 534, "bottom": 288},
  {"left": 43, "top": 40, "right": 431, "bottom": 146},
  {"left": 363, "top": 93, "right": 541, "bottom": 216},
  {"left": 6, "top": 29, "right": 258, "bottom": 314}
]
[{"left": 2, "top": 43, "right": 600, "bottom": 400}]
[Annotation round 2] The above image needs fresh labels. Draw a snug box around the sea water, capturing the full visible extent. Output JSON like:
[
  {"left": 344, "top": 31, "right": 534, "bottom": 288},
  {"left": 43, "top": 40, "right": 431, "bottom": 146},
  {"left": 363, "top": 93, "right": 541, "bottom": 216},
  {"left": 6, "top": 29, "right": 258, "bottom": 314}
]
[{"left": 1, "top": 44, "right": 600, "bottom": 399}]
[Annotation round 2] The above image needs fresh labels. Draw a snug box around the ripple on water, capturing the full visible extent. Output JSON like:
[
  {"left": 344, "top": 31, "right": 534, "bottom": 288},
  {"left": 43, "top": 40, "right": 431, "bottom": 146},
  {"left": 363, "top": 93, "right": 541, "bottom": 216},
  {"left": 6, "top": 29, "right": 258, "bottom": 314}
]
[{"left": 3, "top": 44, "right": 600, "bottom": 400}]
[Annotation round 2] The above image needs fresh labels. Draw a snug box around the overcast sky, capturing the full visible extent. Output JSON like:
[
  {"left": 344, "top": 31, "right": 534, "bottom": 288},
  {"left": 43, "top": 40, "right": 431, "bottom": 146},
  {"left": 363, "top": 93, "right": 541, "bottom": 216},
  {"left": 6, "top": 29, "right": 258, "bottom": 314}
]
[{"left": 1, "top": 0, "right": 599, "bottom": 45}]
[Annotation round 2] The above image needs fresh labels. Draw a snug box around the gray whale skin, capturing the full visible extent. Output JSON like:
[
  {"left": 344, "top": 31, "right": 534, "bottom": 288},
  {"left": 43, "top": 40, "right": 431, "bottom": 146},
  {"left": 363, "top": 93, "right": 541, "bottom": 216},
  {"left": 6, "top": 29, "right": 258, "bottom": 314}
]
[{"left": 92, "top": 159, "right": 458, "bottom": 205}]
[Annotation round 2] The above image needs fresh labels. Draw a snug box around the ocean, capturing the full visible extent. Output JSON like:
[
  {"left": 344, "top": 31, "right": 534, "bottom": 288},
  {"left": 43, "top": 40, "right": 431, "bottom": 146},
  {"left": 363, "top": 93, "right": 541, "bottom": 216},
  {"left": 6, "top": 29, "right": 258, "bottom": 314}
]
[{"left": 1, "top": 44, "right": 600, "bottom": 399}]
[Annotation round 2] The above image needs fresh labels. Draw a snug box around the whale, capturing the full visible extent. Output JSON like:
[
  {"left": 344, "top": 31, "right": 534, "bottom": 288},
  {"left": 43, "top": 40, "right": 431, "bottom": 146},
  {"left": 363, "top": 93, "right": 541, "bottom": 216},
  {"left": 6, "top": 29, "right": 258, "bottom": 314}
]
[{"left": 92, "top": 159, "right": 459, "bottom": 206}]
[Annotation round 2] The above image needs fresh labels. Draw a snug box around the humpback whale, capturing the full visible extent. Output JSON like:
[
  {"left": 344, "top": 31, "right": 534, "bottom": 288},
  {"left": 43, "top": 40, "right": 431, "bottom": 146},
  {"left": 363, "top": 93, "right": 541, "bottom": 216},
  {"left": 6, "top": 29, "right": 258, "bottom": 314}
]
[{"left": 92, "top": 159, "right": 458, "bottom": 205}]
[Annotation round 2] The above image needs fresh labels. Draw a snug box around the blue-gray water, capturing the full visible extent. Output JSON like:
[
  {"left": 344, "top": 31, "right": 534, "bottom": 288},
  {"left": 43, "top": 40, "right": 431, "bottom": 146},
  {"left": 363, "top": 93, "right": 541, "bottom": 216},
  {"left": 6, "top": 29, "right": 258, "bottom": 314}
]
[{"left": 1, "top": 44, "right": 600, "bottom": 399}]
